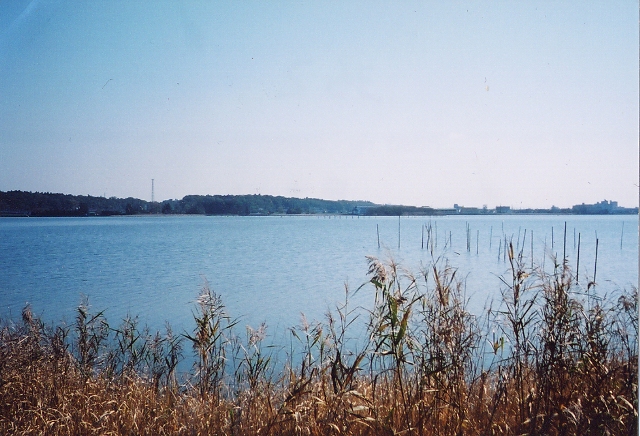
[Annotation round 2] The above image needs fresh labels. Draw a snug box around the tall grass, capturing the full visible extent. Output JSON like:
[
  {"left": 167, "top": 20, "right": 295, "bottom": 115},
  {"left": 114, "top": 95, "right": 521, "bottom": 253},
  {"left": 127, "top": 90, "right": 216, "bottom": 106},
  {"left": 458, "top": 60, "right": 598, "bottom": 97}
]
[{"left": 1, "top": 254, "right": 636, "bottom": 435}]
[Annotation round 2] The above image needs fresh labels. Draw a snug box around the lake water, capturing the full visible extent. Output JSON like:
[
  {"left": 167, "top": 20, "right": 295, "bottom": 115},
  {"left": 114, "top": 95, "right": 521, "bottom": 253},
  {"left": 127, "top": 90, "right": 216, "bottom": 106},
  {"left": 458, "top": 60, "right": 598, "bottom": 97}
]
[{"left": 0, "top": 215, "right": 637, "bottom": 341}]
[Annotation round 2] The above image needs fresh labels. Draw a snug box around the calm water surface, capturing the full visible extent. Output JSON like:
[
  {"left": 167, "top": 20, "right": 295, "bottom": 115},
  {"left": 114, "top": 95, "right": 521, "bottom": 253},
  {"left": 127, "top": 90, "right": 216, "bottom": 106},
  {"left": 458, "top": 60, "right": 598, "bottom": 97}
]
[{"left": 0, "top": 215, "right": 637, "bottom": 339}]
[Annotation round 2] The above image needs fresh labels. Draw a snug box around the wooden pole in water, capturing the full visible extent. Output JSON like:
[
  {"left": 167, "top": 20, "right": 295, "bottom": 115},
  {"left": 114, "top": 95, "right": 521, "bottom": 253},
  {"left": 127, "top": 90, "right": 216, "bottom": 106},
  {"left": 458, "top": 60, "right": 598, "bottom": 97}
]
[
  {"left": 476, "top": 229, "right": 479, "bottom": 255},
  {"left": 498, "top": 239, "right": 501, "bottom": 262},
  {"left": 435, "top": 221, "right": 438, "bottom": 248},
  {"left": 563, "top": 222, "right": 567, "bottom": 265},
  {"left": 431, "top": 223, "right": 434, "bottom": 252},
  {"left": 377, "top": 224, "right": 380, "bottom": 249},
  {"left": 531, "top": 230, "right": 534, "bottom": 269},
  {"left": 576, "top": 233, "right": 581, "bottom": 283},
  {"left": 490, "top": 226, "right": 493, "bottom": 249},
  {"left": 449, "top": 231, "right": 452, "bottom": 247},
  {"left": 421, "top": 224, "right": 424, "bottom": 249},
  {"left": 551, "top": 226, "right": 554, "bottom": 251},
  {"left": 398, "top": 216, "right": 401, "bottom": 249},
  {"left": 593, "top": 238, "right": 599, "bottom": 284},
  {"left": 620, "top": 222, "right": 624, "bottom": 249}
]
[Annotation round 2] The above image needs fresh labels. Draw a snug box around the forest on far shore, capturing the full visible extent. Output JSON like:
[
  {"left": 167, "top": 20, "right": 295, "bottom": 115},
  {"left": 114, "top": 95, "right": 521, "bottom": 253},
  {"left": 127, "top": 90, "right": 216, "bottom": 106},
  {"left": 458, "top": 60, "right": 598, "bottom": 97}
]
[{"left": 0, "top": 190, "right": 375, "bottom": 217}]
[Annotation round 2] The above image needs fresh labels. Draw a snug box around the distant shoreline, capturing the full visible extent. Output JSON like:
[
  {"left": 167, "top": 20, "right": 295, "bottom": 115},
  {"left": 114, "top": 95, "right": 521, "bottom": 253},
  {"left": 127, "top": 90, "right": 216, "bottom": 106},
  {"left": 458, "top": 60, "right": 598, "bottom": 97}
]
[
  {"left": 1, "top": 190, "right": 637, "bottom": 217},
  {"left": 1, "top": 211, "right": 639, "bottom": 218}
]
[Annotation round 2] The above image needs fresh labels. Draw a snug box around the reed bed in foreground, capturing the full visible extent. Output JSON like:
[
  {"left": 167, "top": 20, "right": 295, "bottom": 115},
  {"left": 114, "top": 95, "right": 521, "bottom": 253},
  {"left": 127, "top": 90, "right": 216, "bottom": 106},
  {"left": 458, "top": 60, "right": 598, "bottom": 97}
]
[{"left": 1, "top": 247, "right": 637, "bottom": 435}]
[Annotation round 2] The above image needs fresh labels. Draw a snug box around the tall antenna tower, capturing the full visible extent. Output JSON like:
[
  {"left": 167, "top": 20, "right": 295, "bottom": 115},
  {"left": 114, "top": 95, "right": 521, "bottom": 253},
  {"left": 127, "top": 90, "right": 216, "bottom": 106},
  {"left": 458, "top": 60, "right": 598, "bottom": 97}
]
[{"left": 151, "top": 179, "right": 155, "bottom": 204}]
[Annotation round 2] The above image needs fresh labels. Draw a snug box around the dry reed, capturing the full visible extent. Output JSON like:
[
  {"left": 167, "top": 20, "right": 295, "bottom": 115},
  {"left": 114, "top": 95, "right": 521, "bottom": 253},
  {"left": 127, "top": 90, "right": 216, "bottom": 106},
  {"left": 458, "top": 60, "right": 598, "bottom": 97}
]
[{"left": 1, "top": 254, "right": 636, "bottom": 435}]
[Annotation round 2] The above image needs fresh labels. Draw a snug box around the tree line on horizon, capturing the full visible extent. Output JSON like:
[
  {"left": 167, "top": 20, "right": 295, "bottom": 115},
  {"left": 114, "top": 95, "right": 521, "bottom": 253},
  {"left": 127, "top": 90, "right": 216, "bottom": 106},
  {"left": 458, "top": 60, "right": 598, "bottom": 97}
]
[
  {"left": 0, "top": 190, "right": 376, "bottom": 217},
  {"left": 1, "top": 190, "right": 636, "bottom": 217}
]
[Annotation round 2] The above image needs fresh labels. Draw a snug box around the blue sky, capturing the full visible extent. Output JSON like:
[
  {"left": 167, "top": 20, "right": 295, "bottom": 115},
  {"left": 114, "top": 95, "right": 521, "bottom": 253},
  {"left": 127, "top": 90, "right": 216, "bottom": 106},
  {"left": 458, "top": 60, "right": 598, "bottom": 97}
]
[{"left": 1, "top": 1, "right": 637, "bottom": 208}]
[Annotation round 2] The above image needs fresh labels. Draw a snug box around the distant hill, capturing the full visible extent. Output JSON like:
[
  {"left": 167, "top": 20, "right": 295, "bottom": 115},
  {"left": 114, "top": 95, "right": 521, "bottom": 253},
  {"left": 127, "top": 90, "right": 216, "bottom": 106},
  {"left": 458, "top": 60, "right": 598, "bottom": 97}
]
[{"left": 0, "top": 191, "right": 376, "bottom": 217}]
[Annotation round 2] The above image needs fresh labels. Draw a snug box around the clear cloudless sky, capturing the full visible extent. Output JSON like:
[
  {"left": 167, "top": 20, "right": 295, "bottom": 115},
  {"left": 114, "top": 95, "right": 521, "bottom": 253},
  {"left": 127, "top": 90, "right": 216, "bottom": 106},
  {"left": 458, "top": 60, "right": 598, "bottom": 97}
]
[{"left": 0, "top": 1, "right": 637, "bottom": 208}]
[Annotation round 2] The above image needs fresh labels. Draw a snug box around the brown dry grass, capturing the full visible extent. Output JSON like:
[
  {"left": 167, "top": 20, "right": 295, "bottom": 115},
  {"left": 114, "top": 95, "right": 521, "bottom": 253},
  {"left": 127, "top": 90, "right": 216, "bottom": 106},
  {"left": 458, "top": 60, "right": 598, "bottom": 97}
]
[{"left": 1, "top": 251, "right": 637, "bottom": 435}]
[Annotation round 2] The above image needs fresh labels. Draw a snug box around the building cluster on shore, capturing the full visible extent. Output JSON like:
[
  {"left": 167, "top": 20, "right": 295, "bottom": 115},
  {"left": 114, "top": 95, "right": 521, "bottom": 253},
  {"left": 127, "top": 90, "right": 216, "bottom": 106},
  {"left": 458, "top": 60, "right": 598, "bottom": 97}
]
[
  {"left": 451, "top": 199, "right": 637, "bottom": 215},
  {"left": 354, "top": 199, "right": 637, "bottom": 216}
]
